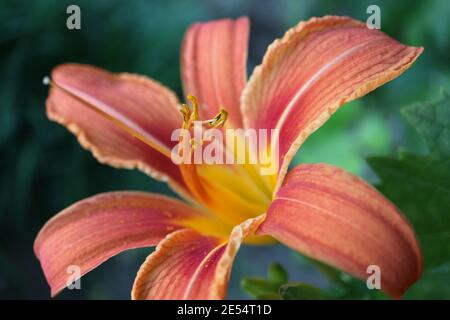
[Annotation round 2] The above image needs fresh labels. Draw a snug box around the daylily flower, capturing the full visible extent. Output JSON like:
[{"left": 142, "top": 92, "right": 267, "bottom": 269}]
[{"left": 35, "top": 15, "right": 423, "bottom": 299}]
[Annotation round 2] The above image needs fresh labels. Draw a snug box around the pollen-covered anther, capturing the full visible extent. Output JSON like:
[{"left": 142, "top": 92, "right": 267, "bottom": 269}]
[
  {"left": 178, "top": 95, "right": 229, "bottom": 150},
  {"left": 180, "top": 103, "right": 191, "bottom": 124},
  {"left": 203, "top": 109, "right": 228, "bottom": 129},
  {"left": 179, "top": 94, "right": 229, "bottom": 130}
]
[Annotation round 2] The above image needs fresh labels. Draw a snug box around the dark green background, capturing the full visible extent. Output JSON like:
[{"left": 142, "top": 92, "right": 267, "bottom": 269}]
[{"left": 0, "top": 0, "right": 448, "bottom": 299}]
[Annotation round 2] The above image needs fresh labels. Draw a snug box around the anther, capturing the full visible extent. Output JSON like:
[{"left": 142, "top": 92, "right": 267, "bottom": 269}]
[
  {"left": 180, "top": 103, "right": 191, "bottom": 124},
  {"left": 187, "top": 95, "right": 199, "bottom": 119},
  {"left": 205, "top": 109, "right": 228, "bottom": 129},
  {"left": 179, "top": 94, "right": 229, "bottom": 131}
]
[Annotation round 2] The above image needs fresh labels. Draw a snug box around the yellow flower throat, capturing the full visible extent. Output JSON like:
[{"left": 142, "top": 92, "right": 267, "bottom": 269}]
[{"left": 177, "top": 95, "right": 277, "bottom": 243}]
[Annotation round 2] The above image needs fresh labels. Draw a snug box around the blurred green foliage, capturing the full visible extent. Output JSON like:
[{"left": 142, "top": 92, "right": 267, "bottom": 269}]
[
  {"left": 0, "top": 0, "right": 449, "bottom": 299},
  {"left": 369, "top": 91, "right": 450, "bottom": 299},
  {"left": 242, "top": 263, "right": 328, "bottom": 300},
  {"left": 241, "top": 263, "right": 287, "bottom": 299}
]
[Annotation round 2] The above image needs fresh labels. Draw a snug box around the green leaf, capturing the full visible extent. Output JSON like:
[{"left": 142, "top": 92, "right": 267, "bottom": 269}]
[
  {"left": 404, "top": 262, "right": 450, "bottom": 299},
  {"left": 255, "top": 293, "right": 283, "bottom": 300},
  {"left": 267, "top": 263, "right": 289, "bottom": 286},
  {"left": 304, "top": 257, "right": 347, "bottom": 287},
  {"left": 367, "top": 91, "right": 450, "bottom": 298},
  {"left": 402, "top": 90, "right": 450, "bottom": 158},
  {"left": 279, "top": 282, "right": 327, "bottom": 300},
  {"left": 241, "top": 263, "right": 289, "bottom": 299},
  {"left": 368, "top": 153, "right": 450, "bottom": 267},
  {"left": 368, "top": 153, "right": 450, "bottom": 272},
  {"left": 298, "top": 255, "right": 388, "bottom": 300},
  {"left": 241, "top": 277, "right": 280, "bottom": 299},
  {"left": 368, "top": 153, "right": 450, "bottom": 266}
]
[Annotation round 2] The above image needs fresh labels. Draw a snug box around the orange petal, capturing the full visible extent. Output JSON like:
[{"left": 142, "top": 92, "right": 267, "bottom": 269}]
[
  {"left": 241, "top": 16, "right": 423, "bottom": 192},
  {"left": 34, "top": 191, "right": 206, "bottom": 297},
  {"left": 47, "top": 64, "right": 190, "bottom": 198},
  {"left": 181, "top": 17, "right": 249, "bottom": 127},
  {"left": 257, "top": 164, "right": 422, "bottom": 298},
  {"left": 132, "top": 216, "right": 264, "bottom": 299}
]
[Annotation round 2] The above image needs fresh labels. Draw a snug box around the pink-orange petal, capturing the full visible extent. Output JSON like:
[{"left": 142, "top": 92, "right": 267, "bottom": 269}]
[
  {"left": 241, "top": 16, "right": 423, "bottom": 192},
  {"left": 181, "top": 17, "right": 249, "bottom": 128},
  {"left": 34, "top": 191, "right": 206, "bottom": 297},
  {"left": 257, "top": 164, "right": 422, "bottom": 298},
  {"left": 132, "top": 216, "right": 264, "bottom": 300},
  {"left": 47, "top": 64, "right": 190, "bottom": 198}
]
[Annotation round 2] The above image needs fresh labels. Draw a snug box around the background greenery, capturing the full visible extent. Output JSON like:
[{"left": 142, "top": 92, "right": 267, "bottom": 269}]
[{"left": 0, "top": 0, "right": 448, "bottom": 299}]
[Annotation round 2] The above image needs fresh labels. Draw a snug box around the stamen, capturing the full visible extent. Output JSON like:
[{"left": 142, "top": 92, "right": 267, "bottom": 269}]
[
  {"left": 187, "top": 94, "right": 199, "bottom": 121},
  {"left": 180, "top": 103, "right": 191, "bottom": 124},
  {"left": 177, "top": 94, "right": 230, "bottom": 205},
  {"left": 179, "top": 94, "right": 229, "bottom": 130},
  {"left": 204, "top": 109, "right": 228, "bottom": 129}
]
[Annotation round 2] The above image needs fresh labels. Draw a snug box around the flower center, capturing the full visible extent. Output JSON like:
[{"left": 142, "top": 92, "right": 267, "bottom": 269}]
[{"left": 177, "top": 95, "right": 277, "bottom": 244}]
